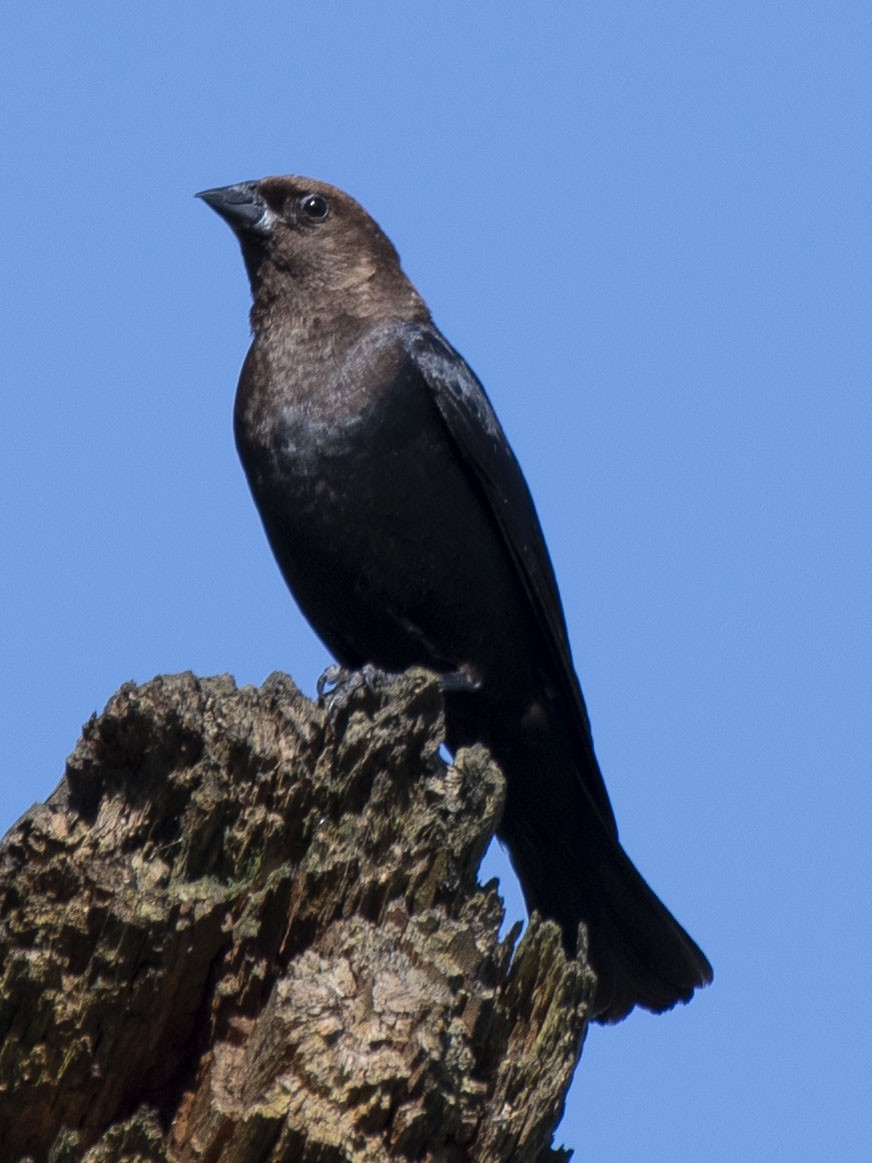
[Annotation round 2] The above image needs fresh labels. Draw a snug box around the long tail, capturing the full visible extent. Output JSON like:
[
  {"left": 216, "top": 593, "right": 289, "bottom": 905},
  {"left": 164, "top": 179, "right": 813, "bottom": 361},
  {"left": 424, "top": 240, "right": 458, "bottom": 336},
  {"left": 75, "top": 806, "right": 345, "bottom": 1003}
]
[{"left": 494, "top": 732, "right": 712, "bottom": 1023}]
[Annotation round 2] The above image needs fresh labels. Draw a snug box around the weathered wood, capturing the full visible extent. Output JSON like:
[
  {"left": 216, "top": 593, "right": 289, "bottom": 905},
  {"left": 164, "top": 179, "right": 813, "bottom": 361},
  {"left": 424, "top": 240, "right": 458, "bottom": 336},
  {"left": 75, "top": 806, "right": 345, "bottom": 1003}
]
[{"left": 0, "top": 670, "right": 594, "bottom": 1161}]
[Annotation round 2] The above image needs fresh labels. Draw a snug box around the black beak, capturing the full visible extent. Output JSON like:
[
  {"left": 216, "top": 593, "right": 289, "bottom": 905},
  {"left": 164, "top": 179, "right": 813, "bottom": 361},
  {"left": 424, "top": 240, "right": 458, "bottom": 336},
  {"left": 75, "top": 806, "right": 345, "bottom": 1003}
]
[{"left": 196, "top": 181, "right": 272, "bottom": 235}]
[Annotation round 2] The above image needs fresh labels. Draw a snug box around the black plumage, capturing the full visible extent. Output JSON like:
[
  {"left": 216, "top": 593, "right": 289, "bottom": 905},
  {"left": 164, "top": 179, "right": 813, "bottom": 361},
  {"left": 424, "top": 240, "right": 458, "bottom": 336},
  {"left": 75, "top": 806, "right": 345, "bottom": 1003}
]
[{"left": 198, "top": 176, "right": 712, "bottom": 1021}]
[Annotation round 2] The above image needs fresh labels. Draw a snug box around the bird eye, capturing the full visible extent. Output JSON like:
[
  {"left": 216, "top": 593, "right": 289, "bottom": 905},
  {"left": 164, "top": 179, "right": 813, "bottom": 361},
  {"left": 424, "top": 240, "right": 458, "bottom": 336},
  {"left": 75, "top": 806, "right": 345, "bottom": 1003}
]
[{"left": 300, "top": 193, "right": 330, "bottom": 221}]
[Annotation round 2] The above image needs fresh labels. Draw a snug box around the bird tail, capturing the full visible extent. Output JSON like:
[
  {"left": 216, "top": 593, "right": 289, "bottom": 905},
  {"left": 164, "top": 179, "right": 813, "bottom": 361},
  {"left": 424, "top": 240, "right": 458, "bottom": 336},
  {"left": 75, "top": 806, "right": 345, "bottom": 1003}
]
[
  {"left": 574, "top": 830, "right": 712, "bottom": 1023},
  {"left": 497, "top": 746, "right": 712, "bottom": 1023}
]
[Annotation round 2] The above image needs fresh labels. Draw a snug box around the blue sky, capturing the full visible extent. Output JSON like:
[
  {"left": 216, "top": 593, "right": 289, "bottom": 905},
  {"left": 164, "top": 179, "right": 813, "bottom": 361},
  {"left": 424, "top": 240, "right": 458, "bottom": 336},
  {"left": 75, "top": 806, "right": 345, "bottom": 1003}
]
[{"left": 2, "top": 3, "right": 870, "bottom": 1158}]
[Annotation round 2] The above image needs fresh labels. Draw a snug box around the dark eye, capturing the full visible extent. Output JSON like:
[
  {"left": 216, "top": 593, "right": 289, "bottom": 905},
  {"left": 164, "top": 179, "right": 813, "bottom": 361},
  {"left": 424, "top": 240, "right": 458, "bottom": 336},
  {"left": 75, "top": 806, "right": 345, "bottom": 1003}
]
[{"left": 300, "top": 193, "right": 329, "bottom": 221}]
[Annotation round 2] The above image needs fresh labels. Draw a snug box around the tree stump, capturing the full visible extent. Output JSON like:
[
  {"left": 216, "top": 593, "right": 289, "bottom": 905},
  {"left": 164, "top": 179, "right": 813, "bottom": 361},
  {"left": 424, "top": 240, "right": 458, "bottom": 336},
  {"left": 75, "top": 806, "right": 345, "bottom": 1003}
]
[{"left": 0, "top": 669, "right": 594, "bottom": 1161}]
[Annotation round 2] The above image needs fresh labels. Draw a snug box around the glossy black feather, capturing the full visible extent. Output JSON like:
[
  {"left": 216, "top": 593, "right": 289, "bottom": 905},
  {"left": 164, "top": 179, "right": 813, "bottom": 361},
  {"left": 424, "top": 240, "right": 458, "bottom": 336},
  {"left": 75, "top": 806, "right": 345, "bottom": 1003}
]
[
  {"left": 402, "top": 323, "right": 617, "bottom": 834},
  {"left": 199, "top": 175, "right": 713, "bottom": 1021}
]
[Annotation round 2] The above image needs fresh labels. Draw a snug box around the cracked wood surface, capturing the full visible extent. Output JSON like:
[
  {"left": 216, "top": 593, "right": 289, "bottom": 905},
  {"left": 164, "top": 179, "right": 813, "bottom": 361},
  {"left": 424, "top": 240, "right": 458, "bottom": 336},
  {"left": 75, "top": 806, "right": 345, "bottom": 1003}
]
[{"left": 0, "top": 669, "right": 594, "bottom": 1161}]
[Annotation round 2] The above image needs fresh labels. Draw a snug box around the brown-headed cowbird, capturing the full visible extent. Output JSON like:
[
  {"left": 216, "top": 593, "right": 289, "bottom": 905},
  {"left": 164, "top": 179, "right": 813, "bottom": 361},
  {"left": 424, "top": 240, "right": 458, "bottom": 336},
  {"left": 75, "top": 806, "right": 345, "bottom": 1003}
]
[{"left": 198, "top": 175, "right": 712, "bottom": 1022}]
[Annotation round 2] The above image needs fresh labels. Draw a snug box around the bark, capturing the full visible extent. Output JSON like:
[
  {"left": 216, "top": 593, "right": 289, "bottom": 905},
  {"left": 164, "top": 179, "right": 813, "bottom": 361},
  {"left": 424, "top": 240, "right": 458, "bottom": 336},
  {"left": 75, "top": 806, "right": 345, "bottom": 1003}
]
[{"left": 0, "top": 669, "right": 594, "bottom": 1162}]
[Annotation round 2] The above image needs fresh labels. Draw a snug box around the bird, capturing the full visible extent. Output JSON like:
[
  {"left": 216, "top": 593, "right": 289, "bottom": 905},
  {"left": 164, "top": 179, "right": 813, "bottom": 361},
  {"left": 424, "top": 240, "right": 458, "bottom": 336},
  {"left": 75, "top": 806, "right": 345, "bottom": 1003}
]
[{"left": 197, "top": 175, "right": 712, "bottom": 1022}]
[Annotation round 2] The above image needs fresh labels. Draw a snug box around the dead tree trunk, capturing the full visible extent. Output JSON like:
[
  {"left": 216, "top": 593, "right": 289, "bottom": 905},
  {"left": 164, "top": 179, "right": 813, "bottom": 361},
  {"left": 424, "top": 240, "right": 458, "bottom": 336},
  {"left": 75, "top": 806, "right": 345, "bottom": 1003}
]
[{"left": 0, "top": 669, "right": 594, "bottom": 1162}]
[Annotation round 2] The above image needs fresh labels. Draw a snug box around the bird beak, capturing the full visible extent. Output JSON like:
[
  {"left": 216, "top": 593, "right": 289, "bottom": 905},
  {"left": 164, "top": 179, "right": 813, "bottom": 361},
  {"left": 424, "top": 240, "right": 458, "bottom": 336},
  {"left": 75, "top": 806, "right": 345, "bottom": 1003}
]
[{"left": 196, "top": 182, "right": 275, "bottom": 236}]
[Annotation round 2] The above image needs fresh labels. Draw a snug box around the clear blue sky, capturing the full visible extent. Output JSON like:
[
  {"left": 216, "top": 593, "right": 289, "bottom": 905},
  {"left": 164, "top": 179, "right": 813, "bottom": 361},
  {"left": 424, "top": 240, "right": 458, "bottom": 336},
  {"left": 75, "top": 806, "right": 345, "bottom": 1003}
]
[{"left": 3, "top": 4, "right": 870, "bottom": 1158}]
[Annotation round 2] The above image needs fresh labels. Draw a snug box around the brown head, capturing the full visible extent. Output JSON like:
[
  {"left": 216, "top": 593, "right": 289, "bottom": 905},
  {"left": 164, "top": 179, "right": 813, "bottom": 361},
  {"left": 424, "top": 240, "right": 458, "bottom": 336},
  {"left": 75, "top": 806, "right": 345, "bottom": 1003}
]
[{"left": 197, "top": 175, "right": 429, "bottom": 332}]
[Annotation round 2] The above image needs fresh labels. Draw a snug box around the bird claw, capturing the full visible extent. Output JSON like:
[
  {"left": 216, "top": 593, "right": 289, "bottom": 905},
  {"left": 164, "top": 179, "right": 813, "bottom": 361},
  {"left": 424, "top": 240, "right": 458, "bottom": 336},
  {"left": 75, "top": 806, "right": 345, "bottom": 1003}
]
[
  {"left": 317, "top": 663, "right": 479, "bottom": 733},
  {"left": 440, "top": 668, "right": 481, "bottom": 694},
  {"left": 319, "top": 663, "right": 478, "bottom": 700},
  {"left": 316, "top": 664, "right": 353, "bottom": 703},
  {"left": 317, "top": 663, "right": 393, "bottom": 730}
]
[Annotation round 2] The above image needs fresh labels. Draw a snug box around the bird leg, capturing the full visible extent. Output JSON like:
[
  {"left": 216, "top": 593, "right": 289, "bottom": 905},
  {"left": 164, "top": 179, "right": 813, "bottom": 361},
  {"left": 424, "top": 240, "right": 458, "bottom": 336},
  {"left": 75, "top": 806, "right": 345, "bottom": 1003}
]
[
  {"left": 317, "top": 662, "right": 481, "bottom": 729},
  {"left": 439, "top": 667, "right": 481, "bottom": 694},
  {"left": 316, "top": 663, "right": 394, "bottom": 729}
]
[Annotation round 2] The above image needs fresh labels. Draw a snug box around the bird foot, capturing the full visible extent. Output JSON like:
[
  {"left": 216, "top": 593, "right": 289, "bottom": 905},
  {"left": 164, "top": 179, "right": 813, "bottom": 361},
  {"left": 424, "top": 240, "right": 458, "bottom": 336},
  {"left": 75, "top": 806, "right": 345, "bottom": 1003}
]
[
  {"left": 316, "top": 662, "right": 480, "bottom": 732},
  {"left": 317, "top": 663, "right": 393, "bottom": 730},
  {"left": 439, "top": 667, "right": 482, "bottom": 694}
]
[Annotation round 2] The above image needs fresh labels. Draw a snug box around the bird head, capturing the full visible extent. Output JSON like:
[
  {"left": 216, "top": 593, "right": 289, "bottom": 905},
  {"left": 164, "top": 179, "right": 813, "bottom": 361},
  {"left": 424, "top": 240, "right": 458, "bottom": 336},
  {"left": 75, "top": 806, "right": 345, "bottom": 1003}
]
[{"left": 197, "top": 175, "right": 427, "bottom": 327}]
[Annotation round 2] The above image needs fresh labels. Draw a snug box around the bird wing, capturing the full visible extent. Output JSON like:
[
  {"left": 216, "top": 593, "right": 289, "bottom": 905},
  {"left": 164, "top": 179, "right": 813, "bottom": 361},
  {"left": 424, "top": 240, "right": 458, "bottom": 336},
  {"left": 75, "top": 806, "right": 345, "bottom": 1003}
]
[{"left": 402, "top": 323, "right": 618, "bottom": 835}]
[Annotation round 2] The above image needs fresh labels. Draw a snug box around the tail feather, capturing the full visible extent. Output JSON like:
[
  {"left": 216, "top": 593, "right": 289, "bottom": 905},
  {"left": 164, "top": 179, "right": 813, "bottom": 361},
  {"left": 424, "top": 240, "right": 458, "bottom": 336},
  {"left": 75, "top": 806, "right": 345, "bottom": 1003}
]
[
  {"left": 581, "top": 840, "right": 713, "bottom": 1022},
  {"left": 450, "top": 692, "right": 712, "bottom": 1023},
  {"left": 497, "top": 750, "right": 712, "bottom": 1023}
]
